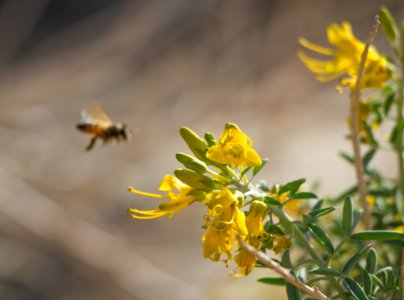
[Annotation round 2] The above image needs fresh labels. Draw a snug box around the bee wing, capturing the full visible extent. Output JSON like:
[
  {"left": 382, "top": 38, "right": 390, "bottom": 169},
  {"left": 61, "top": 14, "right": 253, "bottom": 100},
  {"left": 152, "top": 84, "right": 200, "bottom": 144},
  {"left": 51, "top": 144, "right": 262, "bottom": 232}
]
[{"left": 81, "top": 103, "right": 113, "bottom": 127}]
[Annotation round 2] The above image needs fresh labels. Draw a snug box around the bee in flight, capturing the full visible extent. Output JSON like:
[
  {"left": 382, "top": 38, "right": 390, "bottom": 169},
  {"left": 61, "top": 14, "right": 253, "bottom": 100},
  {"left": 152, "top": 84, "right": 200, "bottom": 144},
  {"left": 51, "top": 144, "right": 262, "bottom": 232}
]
[{"left": 77, "top": 103, "right": 131, "bottom": 151}]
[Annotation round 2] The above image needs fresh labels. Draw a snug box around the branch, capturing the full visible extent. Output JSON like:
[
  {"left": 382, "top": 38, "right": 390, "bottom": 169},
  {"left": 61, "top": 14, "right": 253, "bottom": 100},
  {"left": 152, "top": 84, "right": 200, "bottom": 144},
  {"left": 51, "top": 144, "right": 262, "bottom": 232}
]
[
  {"left": 349, "top": 16, "right": 380, "bottom": 230},
  {"left": 237, "top": 235, "right": 331, "bottom": 300}
]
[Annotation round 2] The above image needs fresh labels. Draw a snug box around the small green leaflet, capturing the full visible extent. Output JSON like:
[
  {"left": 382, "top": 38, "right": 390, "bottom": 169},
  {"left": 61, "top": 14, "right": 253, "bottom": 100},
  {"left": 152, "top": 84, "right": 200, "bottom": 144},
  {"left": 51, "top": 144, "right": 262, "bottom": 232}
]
[
  {"left": 344, "top": 277, "right": 370, "bottom": 300},
  {"left": 257, "top": 277, "right": 286, "bottom": 286},
  {"left": 279, "top": 178, "right": 305, "bottom": 195},
  {"left": 351, "top": 230, "right": 404, "bottom": 241}
]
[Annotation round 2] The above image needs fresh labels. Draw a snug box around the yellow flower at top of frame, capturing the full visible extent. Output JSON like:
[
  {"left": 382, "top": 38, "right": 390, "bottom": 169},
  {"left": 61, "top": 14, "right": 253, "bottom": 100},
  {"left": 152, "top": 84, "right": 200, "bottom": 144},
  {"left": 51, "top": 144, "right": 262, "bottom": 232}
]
[
  {"left": 298, "top": 22, "right": 391, "bottom": 90},
  {"left": 206, "top": 123, "right": 262, "bottom": 169},
  {"left": 127, "top": 174, "right": 195, "bottom": 219}
]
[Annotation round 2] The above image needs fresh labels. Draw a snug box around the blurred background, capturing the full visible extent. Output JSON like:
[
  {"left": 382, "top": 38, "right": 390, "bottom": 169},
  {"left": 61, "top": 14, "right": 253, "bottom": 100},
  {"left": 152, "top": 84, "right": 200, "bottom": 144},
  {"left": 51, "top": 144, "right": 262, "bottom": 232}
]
[{"left": 0, "top": 0, "right": 402, "bottom": 299}]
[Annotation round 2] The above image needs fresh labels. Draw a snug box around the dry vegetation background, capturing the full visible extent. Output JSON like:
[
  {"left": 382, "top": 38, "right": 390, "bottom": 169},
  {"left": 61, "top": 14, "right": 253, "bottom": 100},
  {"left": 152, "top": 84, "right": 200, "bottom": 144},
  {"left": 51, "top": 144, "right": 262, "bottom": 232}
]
[{"left": 0, "top": 0, "right": 403, "bottom": 299}]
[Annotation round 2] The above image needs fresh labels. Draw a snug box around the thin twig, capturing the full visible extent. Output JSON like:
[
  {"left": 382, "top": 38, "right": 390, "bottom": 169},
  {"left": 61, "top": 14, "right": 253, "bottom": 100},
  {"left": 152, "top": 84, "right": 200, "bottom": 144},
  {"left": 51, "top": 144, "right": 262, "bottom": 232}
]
[
  {"left": 237, "top": 235, "right": 331, "bottom": 300},
  {"left": 349, "top": 16, "right": 380, "bottom": 230}
]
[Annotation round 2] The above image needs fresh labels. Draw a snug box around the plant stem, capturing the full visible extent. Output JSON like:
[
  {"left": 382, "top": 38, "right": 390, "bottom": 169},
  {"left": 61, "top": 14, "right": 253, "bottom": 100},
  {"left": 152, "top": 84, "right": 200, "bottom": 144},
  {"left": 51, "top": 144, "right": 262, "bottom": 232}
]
[
  {"left": 272, "top": 207, "right": 323, "bottom": 263},
  {"left": 397, "top": 25, "right": 404, "bottom": 212},
  {"left": 398, "top": 21, "right": 404, "bottom": 291},
  {"left": 349, "top": 16, "right": 380, "bottom": 230},
  {"left": 271, "top": 207, "right": 348, "bottom": 299},
  {"left": 237, "top": 235, "right": 331, "bottom": 300}
]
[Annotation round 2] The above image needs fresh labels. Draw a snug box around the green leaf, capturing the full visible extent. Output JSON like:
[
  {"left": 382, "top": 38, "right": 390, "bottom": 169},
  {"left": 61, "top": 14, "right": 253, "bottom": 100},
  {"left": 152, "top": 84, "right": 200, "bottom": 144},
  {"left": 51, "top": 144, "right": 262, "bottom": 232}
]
[
  {"left": 252, "top": 159, "right": 268, "bottom": 178},
  {"left": 343, "top": 244, "right": 373, "bottom": 275},
  {"left": 176, "top": 153, "right": 208, "bottom": 174},
  {"left": 286, "top": 282, "right": 301, "bottom": 300},
  {"left": 293, "top": 259, "right": 317, "bottom": 270},
  {"left": 363, "top": 121, "right": 378, "bottom": 145},
  {"left": 342, "top": 197, "right": 353, "bottom": 236},
  {"left": 377, "top": 267, "right": 391, "bottom": 287},
  {"left": 263, "top": 196, "right": 282, "bottom": 206},
  {"left": 308, "top": 207, "right": 335, "bottom": 219},
  {"left": 344, "top": 277, "right": 370, "bottom": 300},
  {"left": 383, "top": 92, "right": 395, "bottom": 115},
  {"left": 380, "top": 6, "right": 399, "bottom": 43},
  {"left": 204, "top": 132, "right": 216, "bottom": 147},
  {"left": 351, "top": 209, "right": 363, "bottom": 232},
  {"left": 366, "top": 248, "right": 377, "bottom": 273},
  {"left": 363, "top": 271, "right": 373, "bottom": 294},
  {"left": 281, "top": 249, "right": 293, "bottom": 268},
  {"left": 266, "top": 223, "right": 284, "bottom": 235},
  {"left": 279, "top": 178, "right": 305, "bottom": 195},
  {"left": 257, "top": 180, "right": 270, "bottom": 192},
  {"left": 291, "top": 192, "right": 317, "bottom": 199},
  {"left": 309, "top": 268, "right": 341, "bottom": 277},
  {"left": 351, "top": 231, "right": 404, "bottom": 241},
  {"left": 257, "top": 277, "right": 286, "bottom": 286},
  {"left": 339, "top": 151, "right": 354, "bottom": 164},
  {"left": 334, "top": 185, "right": 358, "bottom": 203},
  {"left": 371, "top": 274, "right": 384, "bottom": 289},
  {"left": 308, "top": 223, "right": 334, "bottom": 254},
  {"left": 390, "top": 122, "right": 404, "bottom": 144},
  {"left": 368, "top": 188, "right": 393, "bottom": 197},
  {"left": 240, "top": 166, "right": 251, "bottom": 178},
  {"left": 302, "top": 214, "right": 312, "bottom": 225},
  {"left": 363, "top": 148, "right": 377, "bottom": 168},
  {"left": 312, "top": 199, "right": 323, "bottom": 210}
]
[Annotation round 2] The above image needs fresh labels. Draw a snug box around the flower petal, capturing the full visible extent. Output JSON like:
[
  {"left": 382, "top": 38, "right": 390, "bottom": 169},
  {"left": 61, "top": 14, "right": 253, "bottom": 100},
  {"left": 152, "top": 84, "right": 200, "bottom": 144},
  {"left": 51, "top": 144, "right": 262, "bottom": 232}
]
[
  {"left": 243, "top": 148, "right": 262, "bottom": 167},
  {"left": 128, "top": 187, "right": 167, "bottom": 199},
  {"left": 206, "top": 144, "right": 227, "bottom": 164},
  {"left": 298, "top": 37, "right": 335, "bottom": 55},
  {"left": 127, "top": 208, "right": 167, "bottom": 219}
]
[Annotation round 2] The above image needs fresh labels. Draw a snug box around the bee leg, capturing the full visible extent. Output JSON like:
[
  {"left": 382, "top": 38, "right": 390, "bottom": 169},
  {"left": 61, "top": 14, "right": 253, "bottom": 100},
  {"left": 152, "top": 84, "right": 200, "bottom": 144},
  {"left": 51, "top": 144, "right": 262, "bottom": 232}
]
[{"left": 86, "top": 137, "right": 97, "bottom": 151}]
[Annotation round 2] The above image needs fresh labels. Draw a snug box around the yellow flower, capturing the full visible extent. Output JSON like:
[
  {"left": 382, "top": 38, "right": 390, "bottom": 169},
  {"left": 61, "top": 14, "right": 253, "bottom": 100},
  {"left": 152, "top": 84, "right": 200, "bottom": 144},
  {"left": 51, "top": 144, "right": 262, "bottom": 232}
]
[
  {"left": 366, "top": 194, "right": 376, "bottom": 207},
  {"left": 202, "top": 189, "right": 247, "bottom": 264},
  {"left": 233, "top": 247, "right": 257, "bottom": 277},
  {"left": 298, "top": 21, "right": 391, "bottom": 90},
  {"left": 394, "top": 225, "right": 404, "bottom": 233},
  {"left": 127, "top": 174, "right": 195, "bottom": 219},
  {"left": 235, "top": 201, "right": 267, "bottom": 276},
  {"left": 272, "top": 235, "right": 291, "bottom": 254},
  {"left": 274, "top": 191, "right": 303, "bottom": 218},
  {"left": 206, "top": 123, "right": 262, "bottom": 168},
  {"left": 245, "top": 201, "right": 267, "bottom": 237}
]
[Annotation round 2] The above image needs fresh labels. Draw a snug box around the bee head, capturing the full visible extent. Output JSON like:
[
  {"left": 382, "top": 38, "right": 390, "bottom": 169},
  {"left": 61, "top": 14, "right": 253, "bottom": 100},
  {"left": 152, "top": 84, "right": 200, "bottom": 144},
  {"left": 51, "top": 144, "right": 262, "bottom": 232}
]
[
  {"left": 76, "top": 121, "right": 90, "bottom": 131},
  {"left": 116, "top": 123, "right": 131, "bottom": 140}
]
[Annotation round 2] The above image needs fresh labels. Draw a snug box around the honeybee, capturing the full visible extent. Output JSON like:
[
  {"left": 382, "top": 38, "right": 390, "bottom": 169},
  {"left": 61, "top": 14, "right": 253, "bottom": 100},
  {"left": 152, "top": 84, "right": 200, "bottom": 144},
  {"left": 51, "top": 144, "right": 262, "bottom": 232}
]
[{"left": 77, "top": 103, "right": 131, "bottom": 151}]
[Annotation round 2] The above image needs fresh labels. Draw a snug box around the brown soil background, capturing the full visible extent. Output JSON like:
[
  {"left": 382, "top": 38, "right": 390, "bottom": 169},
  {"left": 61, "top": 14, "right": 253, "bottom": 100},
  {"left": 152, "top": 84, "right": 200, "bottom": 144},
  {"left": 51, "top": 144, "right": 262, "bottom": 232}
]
[{"left": 0, "top": 1, "right": 402, "bottom": 299}]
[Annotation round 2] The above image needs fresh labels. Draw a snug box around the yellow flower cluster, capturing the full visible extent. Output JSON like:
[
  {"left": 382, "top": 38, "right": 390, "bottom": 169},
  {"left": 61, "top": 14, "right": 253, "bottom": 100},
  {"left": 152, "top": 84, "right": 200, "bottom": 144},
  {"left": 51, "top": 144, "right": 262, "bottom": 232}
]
[
  {"left": 127, "top": 124, "right": 291, "bottom": 276},
  {"left": 298, "top": 22, "right": 391, "bottom": 91}
]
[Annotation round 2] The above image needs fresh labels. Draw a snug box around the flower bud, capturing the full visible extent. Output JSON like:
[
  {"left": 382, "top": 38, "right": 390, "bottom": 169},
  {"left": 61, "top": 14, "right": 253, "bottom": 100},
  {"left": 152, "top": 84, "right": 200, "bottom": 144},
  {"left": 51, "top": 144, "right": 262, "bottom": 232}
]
[
  {"left": 176, "top": 152, "right": 208, "bottom": 174},
  {"left": 174, "top": 168, "right": 214, "bottom": 191},
  {"left": 180, "top": 127, "right": 207, "bottom": 161}
]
